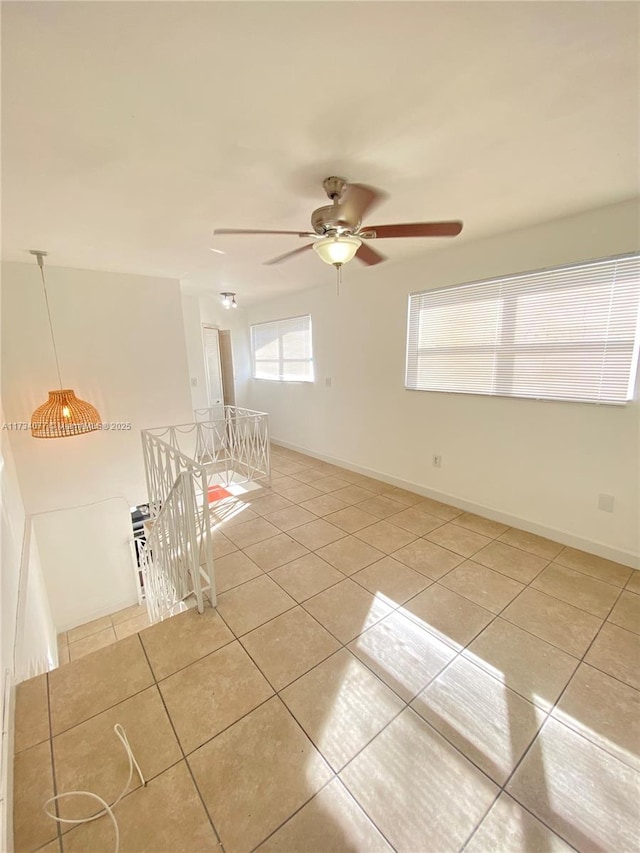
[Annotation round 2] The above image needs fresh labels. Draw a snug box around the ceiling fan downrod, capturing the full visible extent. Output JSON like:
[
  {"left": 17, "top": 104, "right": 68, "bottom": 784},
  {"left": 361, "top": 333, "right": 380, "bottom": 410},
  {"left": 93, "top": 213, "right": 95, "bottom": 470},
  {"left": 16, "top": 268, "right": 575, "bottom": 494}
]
[{"left": 322, "top": 176, "right": 348, "bottom": 202}]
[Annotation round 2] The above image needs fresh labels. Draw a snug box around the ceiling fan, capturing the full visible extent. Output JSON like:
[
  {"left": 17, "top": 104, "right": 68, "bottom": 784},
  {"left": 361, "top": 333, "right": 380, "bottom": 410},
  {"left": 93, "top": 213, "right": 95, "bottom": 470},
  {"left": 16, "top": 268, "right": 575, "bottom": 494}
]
[{"left": 213, "top": 177, "right": 463, "bottom": 269}]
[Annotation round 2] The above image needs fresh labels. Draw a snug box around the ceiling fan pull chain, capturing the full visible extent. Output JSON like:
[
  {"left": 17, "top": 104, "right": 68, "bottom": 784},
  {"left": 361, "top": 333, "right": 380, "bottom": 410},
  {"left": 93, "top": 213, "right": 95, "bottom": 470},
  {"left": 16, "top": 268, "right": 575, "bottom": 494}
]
[{"left": 336, "top": 263, "right": 342, "bottom": 296}]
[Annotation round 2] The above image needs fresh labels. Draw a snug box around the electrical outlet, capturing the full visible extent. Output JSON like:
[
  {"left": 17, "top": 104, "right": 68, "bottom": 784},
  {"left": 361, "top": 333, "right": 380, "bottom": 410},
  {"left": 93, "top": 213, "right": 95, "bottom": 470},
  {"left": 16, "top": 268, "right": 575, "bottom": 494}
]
[
  {"left": 190, "top": 377, "right": 198, "bottom": 387},
  {"left": 598, "top": 493, "right": 615, "bottom": 512},
  {"left": 432, "top": 455, "right": 442, "bottom": 468},
  {"left": 325, "top": 377, "right": 332, "bottom": 388}
]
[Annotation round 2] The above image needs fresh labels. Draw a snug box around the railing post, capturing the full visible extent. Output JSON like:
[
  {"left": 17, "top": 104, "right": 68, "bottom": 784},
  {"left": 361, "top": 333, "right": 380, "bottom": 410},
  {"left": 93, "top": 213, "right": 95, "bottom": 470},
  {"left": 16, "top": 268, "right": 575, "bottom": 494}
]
[
  {"left": 201, "top": 466, "right": 216, "bottom": 606},
  {"left": 182, "top": 471, "right": 204, "bottom": 614},
  {"left": 264, "top": 415, "right": 271, "bottom": 486}
]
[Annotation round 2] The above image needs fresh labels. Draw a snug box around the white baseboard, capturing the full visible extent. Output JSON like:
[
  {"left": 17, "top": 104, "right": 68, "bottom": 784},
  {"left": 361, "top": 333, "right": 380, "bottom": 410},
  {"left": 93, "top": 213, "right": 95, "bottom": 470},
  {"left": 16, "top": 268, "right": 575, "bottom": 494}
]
[{"left": 271, "top": 438, "right": 640, "bottom": 570}]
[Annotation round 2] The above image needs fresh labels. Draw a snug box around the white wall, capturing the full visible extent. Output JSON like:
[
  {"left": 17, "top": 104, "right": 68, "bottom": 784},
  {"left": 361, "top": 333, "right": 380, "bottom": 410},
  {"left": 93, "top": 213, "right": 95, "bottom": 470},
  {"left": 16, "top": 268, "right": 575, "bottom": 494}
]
[
  {"left": 16, "top": 524, "right": 57, "bottom": 681},
  {"left": 31, "top": 499, "right": 134, "bottom": 632},
  {"left": 181, "top": 293, "right": 210, "bottom": 411},
  {"left": 0, "top": 410, "right": 57, "bottom": 852},
  {"left": 0, "top": 419, "right": 22, "bottom": 853},
  {"left": 245, "top": 200, "right": 640, "bottom": 566},
  {"left": 1, "top": 262, "right": 194, "bottom": 629},
  {"left": 0, "top": 417, "right": 25, "bottom": 693}
]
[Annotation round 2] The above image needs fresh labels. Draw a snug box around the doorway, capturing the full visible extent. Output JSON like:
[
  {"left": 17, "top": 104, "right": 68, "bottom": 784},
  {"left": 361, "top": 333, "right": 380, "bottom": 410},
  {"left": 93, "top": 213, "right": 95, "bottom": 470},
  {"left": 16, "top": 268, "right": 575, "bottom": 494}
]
[{"left": 202, "top": 325, "right": 236, "bottom": 410}]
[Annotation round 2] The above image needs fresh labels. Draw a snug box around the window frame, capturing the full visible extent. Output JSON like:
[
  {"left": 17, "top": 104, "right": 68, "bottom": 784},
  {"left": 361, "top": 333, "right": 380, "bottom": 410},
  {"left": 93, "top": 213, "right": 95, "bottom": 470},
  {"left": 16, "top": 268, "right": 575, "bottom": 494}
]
[
  {"left": 405, "top": 252, "right": 640, "bottom": 406},
  {"left": 250, "top": 314, "right": 314, "bottom": 383}
]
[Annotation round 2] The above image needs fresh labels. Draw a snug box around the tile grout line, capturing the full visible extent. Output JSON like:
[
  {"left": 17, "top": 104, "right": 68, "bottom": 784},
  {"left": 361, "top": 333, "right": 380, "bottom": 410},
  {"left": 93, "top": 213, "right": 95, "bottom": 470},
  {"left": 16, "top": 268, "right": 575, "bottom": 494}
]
[
  {"left": 271, "top": 449, "right": 639, "bottom": 779},
  {"left": 56, "top": 752, "right": 191, "bottom": 843},
  {"left": 278, "top": 458, "right": 637, "bottom": 579},
  {"left": 258, "top": 564, "right": 516, "bottom": 810},
  {"left": 178, "top": 606, "right": 306, "bottom": 749},
  {"left": 62, "top": 606, "right": 149, "bottom": 662},
  {"left": 457, "top": 788, "right": 504, "bottom": 852},
  {"left": 221, "top": 505, "right": 634, "bottom": 609},
  {"left": 428, "top": 533, "right": 627, "bottom": 657},
  {"left": 246, "top": 773, "right": 400, "bottom": 853},
  {"left": 459, "top": 789, "right": 582, "bottom": 853},
  {"left": 215, "top": 476, "right": 632, "bottom": 614},
  {"left": 249, "top": 675, "right": 404, "bottom": 853},
  {"left": 220, "top": 528, "right": 455, "bottom": 849},
  {"left": 274, "top": 536, "right": 632, "bottom": 846},
  {"left": 135, "top": 633, "right": 228, "bottom": 853},
  {"left": 49, "top": 678, "right": 169, "bottom": 740},
  {"left": 282, "top": 454, "right": 637, "bottom": 568},
  {"left": 219, "top": 522, "right": 636, "bottom": 704},
  {"left": 209, "top": 569, "right": 435, "bottom": 853},
  {"left": 213, "top": 586, "right": 359, "bottom": 703},
  {"left": 534, "top": 577, "right": 633, "bottom": 724},
  {"left": 49, "top": 670, "right": 191, "bottom": 834},
  {"left": 487, "top": 577, "right": 634, "bottom": 847},
  {"left": 320, "top": 597, "right": 525, "bottom": 791},
  {"left": 45, "top": 671, "right": 63, "bottom": 852},
  {"left": 244, "top": 778, "right": 342, "bottom": 853},
  {"left": 176, "top": 595, "right": 404, "bottom": 853}
]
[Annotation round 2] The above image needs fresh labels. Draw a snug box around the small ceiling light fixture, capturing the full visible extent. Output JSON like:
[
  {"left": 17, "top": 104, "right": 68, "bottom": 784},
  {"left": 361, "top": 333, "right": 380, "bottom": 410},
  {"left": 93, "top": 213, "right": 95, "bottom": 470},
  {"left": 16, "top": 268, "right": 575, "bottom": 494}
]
[
  {"left": 220, "top": 292, "right": 238, "bottom": 309},
  {"left": 312, "top": 234, "right": 362, "bottom": 267},
  {"left": 29, "top": 251, "right": 101, "bottom": 439}
]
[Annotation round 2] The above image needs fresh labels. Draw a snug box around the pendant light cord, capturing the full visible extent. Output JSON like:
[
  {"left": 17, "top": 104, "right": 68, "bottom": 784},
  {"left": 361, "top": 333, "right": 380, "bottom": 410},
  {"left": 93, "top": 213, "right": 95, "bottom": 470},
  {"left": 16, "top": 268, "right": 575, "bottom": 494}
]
[{"left": 34, "top": 251, "right": 64, "bottom": 389}]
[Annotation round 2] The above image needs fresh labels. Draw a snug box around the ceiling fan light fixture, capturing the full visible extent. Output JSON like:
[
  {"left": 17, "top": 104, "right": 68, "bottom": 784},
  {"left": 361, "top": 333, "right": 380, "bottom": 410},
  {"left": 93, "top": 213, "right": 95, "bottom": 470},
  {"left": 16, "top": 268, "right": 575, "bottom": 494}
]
[{"left": 313, "top": 235, "right": 361, "bottom": 266}]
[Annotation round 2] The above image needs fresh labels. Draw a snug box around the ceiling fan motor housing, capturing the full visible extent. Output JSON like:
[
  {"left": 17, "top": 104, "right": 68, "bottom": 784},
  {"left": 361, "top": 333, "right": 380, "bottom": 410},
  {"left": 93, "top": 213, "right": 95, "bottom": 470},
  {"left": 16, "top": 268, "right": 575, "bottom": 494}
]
[{"left": 311, "top": 204, "right": 360, "bottom": 236}]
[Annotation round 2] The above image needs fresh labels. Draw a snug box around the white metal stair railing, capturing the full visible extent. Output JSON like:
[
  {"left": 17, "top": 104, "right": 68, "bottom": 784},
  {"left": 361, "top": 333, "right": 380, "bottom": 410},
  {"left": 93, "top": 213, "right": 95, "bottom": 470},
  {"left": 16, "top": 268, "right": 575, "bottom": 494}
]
[
  {"left": 139, "top": 407, "right": 270, "bottom": 623},
  {"left": 140, "top": 430, "right": 214, "bottom": 622},
  {"left": 188, "top": 406, "right": 270, "bottom": 485},
  {"left": 225, "top": 406, "right": 271, "bottom": 483},
  {"left": 137, "top": 470, "right": 210, "bottom": 623}
]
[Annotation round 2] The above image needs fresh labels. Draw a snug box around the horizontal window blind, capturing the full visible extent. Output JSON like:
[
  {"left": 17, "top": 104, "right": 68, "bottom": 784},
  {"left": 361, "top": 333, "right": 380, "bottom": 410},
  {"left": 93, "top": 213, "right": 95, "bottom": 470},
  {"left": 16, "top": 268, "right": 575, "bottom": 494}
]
[
  {"left": 406, "top": 253, "right": 640, "bottom": 404},
  {"left": 251, "top": 315, "right": 314, "bottom": 382}
]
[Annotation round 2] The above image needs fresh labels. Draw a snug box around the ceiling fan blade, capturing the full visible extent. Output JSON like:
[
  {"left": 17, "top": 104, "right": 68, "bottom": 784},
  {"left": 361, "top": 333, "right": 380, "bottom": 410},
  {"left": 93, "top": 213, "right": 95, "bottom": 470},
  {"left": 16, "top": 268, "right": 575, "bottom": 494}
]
[
  {"left": 362, "top": 221, "right": 463, "bottom": 239},
  {"left": 356, "top": 242, "right": 386, "bottom": 266},
  {"left": 264, "top": 243, "right": 315, "bottom": 265},
  {"left": 214, "top": 228, "right": 314, "bottom": 237},
  {"left": 340, "top": 183, "right": 387, "bottom": 225}
]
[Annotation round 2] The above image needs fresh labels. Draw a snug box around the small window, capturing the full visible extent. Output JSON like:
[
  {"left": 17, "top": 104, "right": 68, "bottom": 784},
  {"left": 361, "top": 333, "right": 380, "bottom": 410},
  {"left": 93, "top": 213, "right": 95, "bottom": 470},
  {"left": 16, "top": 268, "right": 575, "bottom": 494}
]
[
  {"left": 251, "top": 315, "right": 314, "bottom": 382},
  {"left": 406, "top": 253, "right": 640, "bottom": 405}
]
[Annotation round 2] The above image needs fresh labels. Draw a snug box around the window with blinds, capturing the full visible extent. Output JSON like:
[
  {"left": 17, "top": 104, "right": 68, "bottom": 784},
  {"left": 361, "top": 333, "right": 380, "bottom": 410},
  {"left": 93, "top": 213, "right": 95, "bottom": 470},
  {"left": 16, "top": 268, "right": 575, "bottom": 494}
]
[
  {"left": 251, "top": 315, "right": 314, "bottom": 382},
  {"left": 406, "top": 253, "right": 640, "bottom": 405}
]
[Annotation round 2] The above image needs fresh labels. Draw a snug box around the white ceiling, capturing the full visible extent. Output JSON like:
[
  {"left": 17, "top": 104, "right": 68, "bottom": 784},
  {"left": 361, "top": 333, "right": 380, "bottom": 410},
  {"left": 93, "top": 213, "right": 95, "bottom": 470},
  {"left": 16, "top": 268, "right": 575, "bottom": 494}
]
[{"left": 2, "top": 1, "right": 638, "bottom": 304}]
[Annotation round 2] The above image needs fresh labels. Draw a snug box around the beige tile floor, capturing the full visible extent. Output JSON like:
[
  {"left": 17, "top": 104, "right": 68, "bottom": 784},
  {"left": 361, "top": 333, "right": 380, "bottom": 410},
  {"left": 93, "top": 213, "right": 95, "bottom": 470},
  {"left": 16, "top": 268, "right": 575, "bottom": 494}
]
[
  {"left": 57, "top": 604, "right": 150, "bottom": 664},
  {"left": 14, "top": 445, "right": 640, "bottom": 853}
]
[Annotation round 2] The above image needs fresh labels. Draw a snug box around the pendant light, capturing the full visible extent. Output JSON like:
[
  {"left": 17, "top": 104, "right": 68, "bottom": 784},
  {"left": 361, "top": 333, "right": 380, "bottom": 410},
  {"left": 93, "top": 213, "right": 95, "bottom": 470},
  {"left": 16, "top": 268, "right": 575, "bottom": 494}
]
[{"left": 29, "top": 251, "right": 102, "bottom": 439}]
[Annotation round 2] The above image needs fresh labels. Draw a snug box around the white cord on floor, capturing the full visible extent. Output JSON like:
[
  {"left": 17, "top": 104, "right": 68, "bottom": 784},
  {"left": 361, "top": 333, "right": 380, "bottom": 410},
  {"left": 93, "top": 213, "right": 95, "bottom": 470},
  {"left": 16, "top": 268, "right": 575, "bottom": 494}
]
[{"left": 44, "top": 723, "right": 146, "bottom": 853}]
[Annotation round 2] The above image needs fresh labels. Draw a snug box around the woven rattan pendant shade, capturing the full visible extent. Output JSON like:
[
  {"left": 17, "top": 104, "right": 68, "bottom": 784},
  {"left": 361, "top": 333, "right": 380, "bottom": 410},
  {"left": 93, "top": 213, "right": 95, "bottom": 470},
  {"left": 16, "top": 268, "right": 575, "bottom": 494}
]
[
  {"left": 29, "top": 251, "right": 102, "bottom": 440},
  {"left": 31, "top": 389, "right": 101, "bottom": 439}
]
